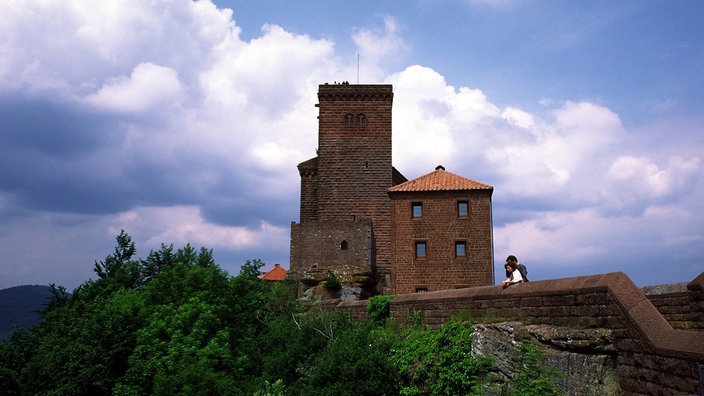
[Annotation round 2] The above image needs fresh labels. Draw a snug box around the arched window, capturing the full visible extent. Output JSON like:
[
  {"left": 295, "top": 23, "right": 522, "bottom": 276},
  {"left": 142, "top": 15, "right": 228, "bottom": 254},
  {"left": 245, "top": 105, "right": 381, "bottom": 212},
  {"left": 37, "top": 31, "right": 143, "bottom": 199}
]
[
  {"left": 356, "top": 114, "right": 366, "bottom": 127},
  {"left": 344, "top": 113, "right": 366, "bottom": 127},
  {"left": 340, "top": 240, "right": 348, "bottom": 250}
]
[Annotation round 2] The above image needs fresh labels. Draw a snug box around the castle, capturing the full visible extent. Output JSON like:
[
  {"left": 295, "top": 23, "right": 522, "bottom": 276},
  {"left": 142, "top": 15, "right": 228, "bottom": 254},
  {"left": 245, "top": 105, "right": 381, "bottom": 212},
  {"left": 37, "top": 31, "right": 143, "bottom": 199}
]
[{"left": 289, "top": 83, "right": 494, "bottom": 299}]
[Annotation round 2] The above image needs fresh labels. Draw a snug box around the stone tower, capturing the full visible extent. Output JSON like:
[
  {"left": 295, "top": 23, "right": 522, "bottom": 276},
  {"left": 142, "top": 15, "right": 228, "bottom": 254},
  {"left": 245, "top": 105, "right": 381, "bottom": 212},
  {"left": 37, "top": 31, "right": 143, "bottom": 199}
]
[{"left": 290, "top": 83, "right": 406, "bottom": 298}]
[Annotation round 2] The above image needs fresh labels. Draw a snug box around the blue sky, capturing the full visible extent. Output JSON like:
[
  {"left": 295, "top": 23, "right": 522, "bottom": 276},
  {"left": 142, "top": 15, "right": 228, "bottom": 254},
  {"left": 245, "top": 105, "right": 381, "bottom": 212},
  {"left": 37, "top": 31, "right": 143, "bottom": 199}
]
[{"left": 0, "top": 0, "right": 702, "bottom": 290}]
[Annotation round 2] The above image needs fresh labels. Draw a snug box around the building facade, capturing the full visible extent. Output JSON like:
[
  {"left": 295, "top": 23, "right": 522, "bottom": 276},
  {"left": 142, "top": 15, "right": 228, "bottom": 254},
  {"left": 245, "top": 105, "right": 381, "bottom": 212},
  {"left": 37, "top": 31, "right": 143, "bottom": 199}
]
[
  {"left": 289, "top": 83, "right": 494, "bottom": 298},
  {"left": 388, "top": 166, "right": 494, "bottom": 294}
]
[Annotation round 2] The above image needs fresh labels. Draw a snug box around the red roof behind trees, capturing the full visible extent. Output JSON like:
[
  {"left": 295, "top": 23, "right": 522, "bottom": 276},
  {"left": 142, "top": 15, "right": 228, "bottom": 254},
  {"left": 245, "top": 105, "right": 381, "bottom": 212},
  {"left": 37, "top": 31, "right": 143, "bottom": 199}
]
[{"left": 258, "top": 264, "right": 288, "bottom": 281}]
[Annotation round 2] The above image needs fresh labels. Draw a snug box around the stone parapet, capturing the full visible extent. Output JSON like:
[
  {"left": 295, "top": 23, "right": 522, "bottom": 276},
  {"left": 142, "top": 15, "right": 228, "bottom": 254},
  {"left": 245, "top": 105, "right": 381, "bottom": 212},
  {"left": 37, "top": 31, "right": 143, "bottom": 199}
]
[{"left": 330, "top": 271, "right": 704, "bottom": 395}]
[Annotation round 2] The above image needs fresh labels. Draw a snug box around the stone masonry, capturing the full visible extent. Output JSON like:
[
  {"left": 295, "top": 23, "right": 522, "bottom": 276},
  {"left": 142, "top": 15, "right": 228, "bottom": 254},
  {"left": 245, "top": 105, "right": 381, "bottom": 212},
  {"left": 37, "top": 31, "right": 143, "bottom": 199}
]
[
  {"left": 289, "top": 83, "right": 495, "bottom": 298},
  {"left": 333, "top": 271, "right": 704, "bottom": 395}
]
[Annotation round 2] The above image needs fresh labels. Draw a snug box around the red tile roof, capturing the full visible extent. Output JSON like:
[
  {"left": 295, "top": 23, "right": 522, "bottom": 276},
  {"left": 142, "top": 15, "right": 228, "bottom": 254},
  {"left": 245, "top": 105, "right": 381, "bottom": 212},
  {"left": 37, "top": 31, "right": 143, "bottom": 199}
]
[
  {"left": 259, "top": 264, "right": 288, "bottom": 281},
  {"left": 388, "top": 165, "right": 493, "bottom": 192}
]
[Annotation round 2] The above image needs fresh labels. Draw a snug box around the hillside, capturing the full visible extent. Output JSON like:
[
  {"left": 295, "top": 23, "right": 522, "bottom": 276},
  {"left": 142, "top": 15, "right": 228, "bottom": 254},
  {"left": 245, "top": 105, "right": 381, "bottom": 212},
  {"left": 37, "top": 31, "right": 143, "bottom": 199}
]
[{"left": 0, "top": 285, "right": 53, "bottom": 341}]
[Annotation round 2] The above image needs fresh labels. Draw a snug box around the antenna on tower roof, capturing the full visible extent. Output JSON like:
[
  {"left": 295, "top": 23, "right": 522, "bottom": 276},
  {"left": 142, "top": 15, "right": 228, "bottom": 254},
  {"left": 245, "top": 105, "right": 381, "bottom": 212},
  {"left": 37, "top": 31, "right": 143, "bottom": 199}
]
[{"left": 357, "top": 53, "right": 360, "bottom": 84}]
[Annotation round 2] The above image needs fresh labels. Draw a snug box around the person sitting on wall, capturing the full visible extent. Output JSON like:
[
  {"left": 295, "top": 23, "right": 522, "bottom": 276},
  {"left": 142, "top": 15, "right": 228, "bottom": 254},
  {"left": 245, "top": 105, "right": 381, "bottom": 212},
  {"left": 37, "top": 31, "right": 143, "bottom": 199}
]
[
  {"left": 501, "top": 261, "right": 524, "bottom": 288},
  {"left": 506, "top": 255, "right": 529, "bottom": 282}
]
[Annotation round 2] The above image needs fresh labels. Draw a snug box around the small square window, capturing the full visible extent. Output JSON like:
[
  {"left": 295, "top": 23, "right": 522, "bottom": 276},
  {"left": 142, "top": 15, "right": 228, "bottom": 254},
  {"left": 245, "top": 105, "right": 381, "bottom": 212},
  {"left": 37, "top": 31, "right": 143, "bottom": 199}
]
[
  {"left": 415, "top": 241, "right": 426, "bottom": 258},
  {"left": 455, "top": 241, "right": 466, "bottom": 257},
  {"left": 412, "top": 202, "right": 423, "bottom": 218},
  {"left": 458, "top": 201, "right": 468, "bottom": 217}
]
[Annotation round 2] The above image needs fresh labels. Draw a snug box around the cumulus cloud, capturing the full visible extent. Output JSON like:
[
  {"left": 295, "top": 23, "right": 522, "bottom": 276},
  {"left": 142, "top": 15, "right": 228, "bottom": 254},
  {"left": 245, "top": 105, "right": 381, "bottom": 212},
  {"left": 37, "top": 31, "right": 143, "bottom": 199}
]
[
  {"left": 0, "top": 0, "right": 701, "bottom": 290},
  {"left": 85, "top": 63, "right": 182, "bottom": 112},
  {"left": 384, "top": 64, "right": 702, "bottom": 286},
  {"left": 605, "top": 155, "right": 701, "bottom": 213},
  {"left": 108, "top": 206, "right": 288, "bottom": 251}
]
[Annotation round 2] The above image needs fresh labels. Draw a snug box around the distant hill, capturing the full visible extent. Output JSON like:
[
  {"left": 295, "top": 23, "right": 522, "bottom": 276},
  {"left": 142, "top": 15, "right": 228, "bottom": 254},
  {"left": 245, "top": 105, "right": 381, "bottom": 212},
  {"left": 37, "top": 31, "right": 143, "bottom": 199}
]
[{"left": 0, "top": 285, "right": 53, "bottom": 341}]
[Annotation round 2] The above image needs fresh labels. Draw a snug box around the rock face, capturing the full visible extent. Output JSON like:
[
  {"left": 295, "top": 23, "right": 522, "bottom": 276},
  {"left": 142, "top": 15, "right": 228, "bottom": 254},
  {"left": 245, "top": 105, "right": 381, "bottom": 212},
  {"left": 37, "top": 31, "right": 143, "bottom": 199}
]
[{"left": 471, "top": 322, "right": 621, "bottom": 395}]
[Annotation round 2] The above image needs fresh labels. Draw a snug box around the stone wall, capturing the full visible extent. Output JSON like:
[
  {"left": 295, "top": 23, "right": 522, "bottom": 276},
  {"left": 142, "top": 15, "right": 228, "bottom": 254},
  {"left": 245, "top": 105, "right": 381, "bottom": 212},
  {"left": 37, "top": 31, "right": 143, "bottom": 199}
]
[
  {"left": 332, "top": 271, "right": 704, "bottom": 395},
  {"left": 290, "top": 219, "right": 373, "bottom": 285},
  {"left": 291, "top": 84, "right": 397, "bottom": 293},
  {"left": 642, "top": 272, "right": 704, "bottom": 331}
]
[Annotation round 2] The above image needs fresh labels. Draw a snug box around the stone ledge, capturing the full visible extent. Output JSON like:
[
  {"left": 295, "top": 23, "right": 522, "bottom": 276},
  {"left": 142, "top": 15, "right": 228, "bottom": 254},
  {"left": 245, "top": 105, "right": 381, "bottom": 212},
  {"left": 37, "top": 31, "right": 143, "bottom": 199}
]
[{"left": 385, "top": 271, "right": 704, "bottom": 362}]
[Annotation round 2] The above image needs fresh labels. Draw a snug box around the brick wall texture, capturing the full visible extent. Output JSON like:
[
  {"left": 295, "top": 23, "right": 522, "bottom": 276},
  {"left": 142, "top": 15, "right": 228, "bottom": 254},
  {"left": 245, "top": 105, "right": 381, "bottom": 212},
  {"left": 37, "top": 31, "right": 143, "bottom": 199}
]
[
  {"left": 390, "top": 190, "right": 494, "bottom": 294},
  {"left": 327, "top": 271, "right": 704, "bottom": 395},
  {"left": 290, "top": 84, "right": 395, "bottom": 293},
  {"left": 290, "top": 84, "right": 494, "bottom": 294}
]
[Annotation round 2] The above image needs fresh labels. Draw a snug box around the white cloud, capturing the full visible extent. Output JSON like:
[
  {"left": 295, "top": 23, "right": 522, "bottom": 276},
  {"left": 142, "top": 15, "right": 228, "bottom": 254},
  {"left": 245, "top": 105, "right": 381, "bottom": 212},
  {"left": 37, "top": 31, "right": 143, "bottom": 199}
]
[
  {"left": 606, "top": 155, "right": 701, "bottom": 210},
  {"left": 0, "top": 0, "right": 702, "bottom": 290},
  {"left": 388, "top": 65, "right": 501, "bottom": 175},
  {"left": 85, "top": 63, "right": 182, "bottom": 112},
  {"left": 352, "top": 15, "right": 407, "bottom": 82},
  {"left": 387, "top": 66, "right": 627, "bottom": 200},
  {"left": 109, "top": 206, "right": 288, "bottom": 251},
  {"left": 502, "top": 107, "right": 535, "bottom": 129},
  {"left": 383, "top": 64, "right": 702, "bottom": 285}
]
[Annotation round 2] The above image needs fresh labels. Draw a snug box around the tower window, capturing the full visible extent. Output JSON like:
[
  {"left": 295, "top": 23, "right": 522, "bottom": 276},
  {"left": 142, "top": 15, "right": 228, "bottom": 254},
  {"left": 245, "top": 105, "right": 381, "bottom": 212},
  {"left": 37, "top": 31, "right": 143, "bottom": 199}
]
[
  {"left": 412, "top": 202, "right": 423, "bottom": 218},
  {"left": 344, "top": 113, "right": 354, "bottom": 126},
  {"left": 356, "top": 114, "right": 366, "bottom": 127},
  {"left": 340, "top": 240, "right": 348, "bottom": 250},
  {"left": 455, "top": 241, "right": 466, "bottom": 257},
  {"left": 458, "top": 201, "right": 468, "bottom": 217},
  {"left": 344, "top": 113, "right": 366, "bottom": 127},
  {"left": 415, "top": 241, "right": 427, "bottom": 258}
]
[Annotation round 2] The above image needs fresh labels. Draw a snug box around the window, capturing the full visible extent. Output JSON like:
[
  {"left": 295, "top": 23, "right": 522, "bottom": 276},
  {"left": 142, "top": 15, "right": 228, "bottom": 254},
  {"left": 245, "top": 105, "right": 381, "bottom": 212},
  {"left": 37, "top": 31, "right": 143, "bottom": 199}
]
[
  {"left": 340, "top": 240, "right": 348, "bottom": 250},
  {"left": 356, "top": 114, "right": 366, "bottom": 126},
  {"left": 458, "top": 201, "right": 468, "bottom": 217},
  {"left": 415, "top": 241, "right": 426, "bottom": 258},
  {"left": 412, "top": 202, "right": 423, "bottom": 218},
  {"left": 344, "top": 113, "right": 366, "bottom": 127},
  {"left": 455, "top": 241, "right": 466, "bottom": 257},
  {"left": 415, "top": 288, "right": 428, "bottom": 293}
]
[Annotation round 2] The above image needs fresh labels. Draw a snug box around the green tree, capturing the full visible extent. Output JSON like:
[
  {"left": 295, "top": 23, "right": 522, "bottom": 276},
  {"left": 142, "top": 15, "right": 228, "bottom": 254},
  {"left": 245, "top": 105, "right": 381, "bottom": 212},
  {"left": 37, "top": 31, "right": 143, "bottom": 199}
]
[
  {"left": 116, "top": 297, "right": 237, "bottom": 395},
  {"left": 93, "top": 230, "right": 138, "bottom": 283},
  {"left": 301, "top": 319, "right": 399, "bottom": 396},
  {"left": 115, "top": 247, "right": 243, "bottom": 395},
  {"left": 0, "top": 231, "right": 566, "bottom": 396}
]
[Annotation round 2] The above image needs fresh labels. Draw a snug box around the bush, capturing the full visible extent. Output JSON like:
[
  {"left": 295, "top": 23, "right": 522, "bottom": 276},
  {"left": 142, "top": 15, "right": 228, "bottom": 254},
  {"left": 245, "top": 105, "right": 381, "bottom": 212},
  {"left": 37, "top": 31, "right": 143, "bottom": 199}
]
[
  {"left": 391, "top": 317, "right": 492, "bottom": 395},
  {"left": 367, "top": 295, "right": 395, "bottom": 324},
  {"left": 323, "top": 273, "right": 341, "bottom": 291}
]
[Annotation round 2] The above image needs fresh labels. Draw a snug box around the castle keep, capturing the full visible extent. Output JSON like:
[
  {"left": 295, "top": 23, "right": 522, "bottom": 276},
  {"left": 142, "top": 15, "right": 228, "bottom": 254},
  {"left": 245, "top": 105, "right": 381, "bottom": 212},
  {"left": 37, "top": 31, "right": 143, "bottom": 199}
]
[{"left": 289, "top": 84, "right": 494, "bottom": 298}]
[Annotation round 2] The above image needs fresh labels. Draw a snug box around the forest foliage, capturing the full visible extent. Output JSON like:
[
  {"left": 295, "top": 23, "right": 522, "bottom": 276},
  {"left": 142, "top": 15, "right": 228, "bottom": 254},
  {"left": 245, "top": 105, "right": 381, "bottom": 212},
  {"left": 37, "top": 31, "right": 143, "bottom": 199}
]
[{"left": 0, "top": 231, "right": 562, "bottom": 395}]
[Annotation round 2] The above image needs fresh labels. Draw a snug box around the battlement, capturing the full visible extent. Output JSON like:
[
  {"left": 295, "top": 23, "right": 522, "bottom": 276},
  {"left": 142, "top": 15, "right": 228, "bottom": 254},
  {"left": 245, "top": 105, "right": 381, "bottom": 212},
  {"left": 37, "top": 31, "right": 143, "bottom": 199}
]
[{"left": 317, "top": 83, "right": 393, "bottom": 102}]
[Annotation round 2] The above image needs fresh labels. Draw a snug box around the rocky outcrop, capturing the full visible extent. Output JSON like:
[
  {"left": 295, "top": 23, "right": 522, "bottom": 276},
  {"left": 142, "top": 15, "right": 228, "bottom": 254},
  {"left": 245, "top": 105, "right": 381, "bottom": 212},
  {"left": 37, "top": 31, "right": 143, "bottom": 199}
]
[{"left": 471, "top": 322, "right": 621, "bottom": 395}]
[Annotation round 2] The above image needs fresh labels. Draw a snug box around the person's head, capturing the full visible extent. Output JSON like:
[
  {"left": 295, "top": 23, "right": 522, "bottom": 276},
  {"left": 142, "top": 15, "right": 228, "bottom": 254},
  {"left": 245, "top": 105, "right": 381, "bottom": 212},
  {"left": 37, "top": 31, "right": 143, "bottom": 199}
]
[
  {"left": 506, "top": 255, "right": 518, "bottom": 265},
  {"left": 504, "top": 263, "right": 514, "bottom": 276}
]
